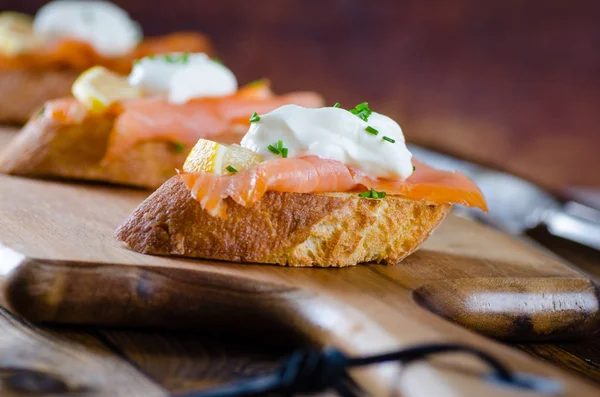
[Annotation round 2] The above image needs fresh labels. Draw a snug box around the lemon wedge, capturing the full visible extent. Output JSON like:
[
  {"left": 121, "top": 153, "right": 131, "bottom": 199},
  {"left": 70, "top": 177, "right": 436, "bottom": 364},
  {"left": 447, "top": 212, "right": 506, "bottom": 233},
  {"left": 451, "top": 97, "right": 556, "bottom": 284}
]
[
  {"left": 71, "top": 66, "right": 142, "bottom": 113},
  {"left": 183, "top": 139, "right": 263, "bottom": 175},
  {"left": 0, "top": 12, "right": 40, "bottom": 56}
]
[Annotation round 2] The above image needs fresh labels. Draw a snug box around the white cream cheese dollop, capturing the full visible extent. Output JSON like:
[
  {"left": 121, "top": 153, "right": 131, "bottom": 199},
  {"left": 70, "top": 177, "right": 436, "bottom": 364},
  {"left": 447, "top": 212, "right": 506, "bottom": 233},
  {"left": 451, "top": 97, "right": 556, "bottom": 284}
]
[
  {"left": 128, "top": 53, "right": 238, "bottom": 103},
  {"left": 240, "top": 104, "right": 414, "bottom": 180},
  {"left": 33, "top": 0, "right": 141, "bottom": 57}
]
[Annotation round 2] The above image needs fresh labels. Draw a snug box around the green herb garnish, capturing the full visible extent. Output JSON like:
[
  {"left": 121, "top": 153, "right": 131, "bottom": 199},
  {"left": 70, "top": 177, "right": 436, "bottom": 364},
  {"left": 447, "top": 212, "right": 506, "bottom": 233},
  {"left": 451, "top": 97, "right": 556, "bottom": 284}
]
[
  {"left": 268, "top": 140, "right": 288, "bottom": 157},
  {"left": 163, "top": 53, "right": 189, "bottom": 64},
  {"left": 248, "top": 79, "right": 265, "bottom": 86},
  {"left": 37, "top": 106, "right": 45, "bottom": 117},
  {"left": 412, "top": 166, "right": 416, "bottom": 171},
  {"left": 349, "top": 102, "right": 372, "bottom": 121},
  {"left": 267, "top": 145, "right": 281, "bottom": 155},
  {"left": 173, "top": 142, "right": 185, "bottom": 153},
  {"left": 212, "top": 58, "right": 224, "bottom": 65},
  {"left": 365, "top": 126, "right": 379, "bottom": 135},
  {"left": 358, "top": 188, "right": 387, "bottom": 199},
  {"left": 333, "top": 102, "right": 341, "bottom": 108},
  {"left": 249, "top": 112, "right": 260, "bottom": 123},
  {"left": 226, "top": 165, "right": 238, "bottom": 173},
  {"left": 382, "top": 136, "right": 395, "bottom": 143}
]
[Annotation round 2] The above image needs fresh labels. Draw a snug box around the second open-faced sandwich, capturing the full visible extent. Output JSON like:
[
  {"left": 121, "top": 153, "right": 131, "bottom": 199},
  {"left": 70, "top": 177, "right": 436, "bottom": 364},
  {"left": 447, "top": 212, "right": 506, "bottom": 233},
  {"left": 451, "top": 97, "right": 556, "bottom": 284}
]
[
  {"left": 0, "top": 0, "right": 214, "bottom": 124},
  {"left": 116, "top": 103, "right": 487, "bottom": 267},
  {"left": 0, "top": 52, "right": 323, "bottom": 188}
]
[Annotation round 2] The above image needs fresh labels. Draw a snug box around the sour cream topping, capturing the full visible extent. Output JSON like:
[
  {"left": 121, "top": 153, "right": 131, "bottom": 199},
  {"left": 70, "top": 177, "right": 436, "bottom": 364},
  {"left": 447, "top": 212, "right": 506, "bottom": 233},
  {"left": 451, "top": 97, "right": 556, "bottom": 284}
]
[
  {"left": 33, "top": 0, "right": 141, "bottom": 57},
  {"left": 240, "top": 104, "right": 414, "bottom": 180},
  {"left": 128, "top": 53, "right": 238, "bottom": 103}
]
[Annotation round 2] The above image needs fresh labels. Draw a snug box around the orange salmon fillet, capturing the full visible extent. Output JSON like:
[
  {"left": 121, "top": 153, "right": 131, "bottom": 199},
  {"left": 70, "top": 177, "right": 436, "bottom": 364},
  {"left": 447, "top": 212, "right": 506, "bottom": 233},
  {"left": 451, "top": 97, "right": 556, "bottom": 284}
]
[
  {"left": 106, "top": 91, "right": 324, "bottom": 158},
  {"left": 0, "top": 32, "right": 213, "bottom": 74},
  {"left": 179, "top": 157, "right": 487, "bottom": 218},
  {"left": 41, "top": 81, "right": 324, "bottom": 158}
]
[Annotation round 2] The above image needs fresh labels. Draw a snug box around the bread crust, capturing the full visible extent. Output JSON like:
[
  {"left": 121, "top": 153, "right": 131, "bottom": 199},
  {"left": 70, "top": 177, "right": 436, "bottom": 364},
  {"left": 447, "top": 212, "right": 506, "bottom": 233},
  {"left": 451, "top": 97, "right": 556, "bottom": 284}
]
[
  {"left": 0, "top": 113, "right": 187, "bottom": 189},
  {"left": 115, "top": 176, "right": 452, "bottom": 267},
  {"left": 0, "top": 69, "right": 78, "bottom": 124}
]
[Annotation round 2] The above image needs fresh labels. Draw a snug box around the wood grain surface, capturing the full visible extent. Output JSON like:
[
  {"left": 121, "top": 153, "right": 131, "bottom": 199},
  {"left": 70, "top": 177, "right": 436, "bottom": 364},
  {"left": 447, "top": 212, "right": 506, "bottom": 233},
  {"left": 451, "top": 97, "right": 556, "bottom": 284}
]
[
  {"left": 0, "top": 307, "right": 334, "bottom": 397},
  {"left": 515, "top": 228, "right": 600, "bottom": 384},
  {"left": 0, "top": 128, "right": 599, "bottom": 395},
  {"left": 0, "top": 308, "right": 164, "bottom": 396}
]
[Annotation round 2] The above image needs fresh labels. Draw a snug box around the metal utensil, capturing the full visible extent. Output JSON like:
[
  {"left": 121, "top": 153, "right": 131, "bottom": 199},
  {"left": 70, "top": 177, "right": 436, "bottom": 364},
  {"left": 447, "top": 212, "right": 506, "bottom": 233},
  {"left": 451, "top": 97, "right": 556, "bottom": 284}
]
[{"left": 408, "top": 144, "right": 600, "bottom": 251}]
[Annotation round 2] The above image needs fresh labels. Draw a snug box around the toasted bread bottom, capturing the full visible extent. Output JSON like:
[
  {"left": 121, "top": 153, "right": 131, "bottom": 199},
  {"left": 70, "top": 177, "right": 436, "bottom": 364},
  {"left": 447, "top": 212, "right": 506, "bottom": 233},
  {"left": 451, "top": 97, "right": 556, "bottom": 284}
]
[
  {"left": 0, "top": 69, "right": 78, "bottom": 124},
  {"left": 0, "top": 112, "right": 188, "bottom": 189},
  {"left": 115, "top": 176, "right": 451, "bottom": 267}
]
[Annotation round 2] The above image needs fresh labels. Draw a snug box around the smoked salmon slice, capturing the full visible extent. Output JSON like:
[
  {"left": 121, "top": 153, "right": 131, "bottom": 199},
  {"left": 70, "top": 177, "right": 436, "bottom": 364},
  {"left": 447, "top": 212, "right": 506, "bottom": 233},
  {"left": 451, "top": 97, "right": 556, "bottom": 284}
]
[
  {"left": 178, "top": 156, "right": 487, "bottom": 219},
  {"left": 41, "top": 82, "right": 324, "bottom": 158},
  {"left": 0, "top": 33, "right": 213, "bottom": 74},
  {"left": 105, "top": 91, "right": 324, "bottom": 158}
]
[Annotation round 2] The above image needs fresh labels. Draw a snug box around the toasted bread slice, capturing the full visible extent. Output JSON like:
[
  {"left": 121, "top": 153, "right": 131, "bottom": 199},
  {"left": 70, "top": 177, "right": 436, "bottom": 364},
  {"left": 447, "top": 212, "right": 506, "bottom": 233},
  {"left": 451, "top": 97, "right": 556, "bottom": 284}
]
[
  {"left": 0, "top": 112, "right": 187, "bottom": 189},
  {"left": 0, "top": 69, "right": 77, "bottom": 124},
  {"left": 115, "top": 176, "right": 451, "bottom": 267}
]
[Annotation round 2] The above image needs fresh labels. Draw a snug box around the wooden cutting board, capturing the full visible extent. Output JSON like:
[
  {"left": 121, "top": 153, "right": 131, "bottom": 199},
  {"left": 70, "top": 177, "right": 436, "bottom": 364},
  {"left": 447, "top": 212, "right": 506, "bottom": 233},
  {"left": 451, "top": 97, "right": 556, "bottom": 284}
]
[{"left": 0, "top": 127, "right": 599, "bottom": 396}]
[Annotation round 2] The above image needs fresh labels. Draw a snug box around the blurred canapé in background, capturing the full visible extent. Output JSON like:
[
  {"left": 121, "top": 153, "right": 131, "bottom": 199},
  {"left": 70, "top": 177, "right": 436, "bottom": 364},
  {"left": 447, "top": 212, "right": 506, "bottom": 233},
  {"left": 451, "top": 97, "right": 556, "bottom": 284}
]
[{"left": 6, "top": 0, "right": 600, "bottom": 191}]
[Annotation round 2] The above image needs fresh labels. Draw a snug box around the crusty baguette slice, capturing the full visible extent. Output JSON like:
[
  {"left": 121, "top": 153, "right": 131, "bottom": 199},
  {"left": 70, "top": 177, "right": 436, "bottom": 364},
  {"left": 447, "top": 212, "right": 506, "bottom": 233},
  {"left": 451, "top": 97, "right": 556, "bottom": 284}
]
[
  {"left": 115, "top": 176, "right": 451, "bottom": 267},
  {"left": 0, "top": 69, "right": 78, "bottom": 124},
  {"left": 0, "top": 112, "right": 187, "bottom": 189}
]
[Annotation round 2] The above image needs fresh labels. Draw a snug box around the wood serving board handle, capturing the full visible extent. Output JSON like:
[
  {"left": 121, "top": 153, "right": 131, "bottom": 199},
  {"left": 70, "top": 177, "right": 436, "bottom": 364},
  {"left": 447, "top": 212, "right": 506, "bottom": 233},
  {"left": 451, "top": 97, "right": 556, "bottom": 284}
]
[{"left": 1, "top": 255, "right": 598, "bottom": 396}]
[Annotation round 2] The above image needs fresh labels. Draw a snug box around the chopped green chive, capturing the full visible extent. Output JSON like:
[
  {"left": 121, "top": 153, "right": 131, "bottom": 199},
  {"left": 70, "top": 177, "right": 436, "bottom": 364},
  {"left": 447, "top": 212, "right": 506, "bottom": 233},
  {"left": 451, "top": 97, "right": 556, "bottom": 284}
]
[
  {"left": 382, "top": 136, "right": 395, "bottom": 143},
  {"left": 268, "top": 140, "right": 288, "bottom": 157},
  {"left": 249, "top": 112, "right": 260, "bottom": 123},
  {"left": 226, "top": 165, "right": 238, "bottom": 173},
  {"left": 163, "top": 53, "right": 189, "bottom": 63},
  {"left": 358, "top": 188, "right": 386, "bottom": 199},
  {"left": 173, "top": 142, "right": 185, "bottom": 153},
  {"left": 159, "top": 52, "right": 190, "bottom": 63},
  {"left": 267, "top": 145, "right": 281, "bottom": 155},
  {"left": 349, "top": 102, "right": 373, "bottom": 121},
  {"left": 248, "top": 79, "right": 265, "bottom": 86},
  {"left": 365, "top": 126, "right": 379, "bottom": 135},
  {"left": 212, "top": 58, "right": 224, "bottom": 65},
  {"left": 413, "top": 166, "right": 416, "bottom": 172},
  {"left": 333, "top": 102, "right": 341, "bottom": 108},
  {"left": 37, "top": 106, "right": 45, "bottom": 117}
]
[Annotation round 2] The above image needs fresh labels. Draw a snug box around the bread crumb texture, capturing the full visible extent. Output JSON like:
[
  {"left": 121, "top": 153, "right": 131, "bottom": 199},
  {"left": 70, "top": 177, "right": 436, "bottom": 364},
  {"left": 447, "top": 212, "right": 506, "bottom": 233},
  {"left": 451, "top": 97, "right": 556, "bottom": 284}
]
[{"left": 116, "top": 176, "right": 451, "bottom": 267}]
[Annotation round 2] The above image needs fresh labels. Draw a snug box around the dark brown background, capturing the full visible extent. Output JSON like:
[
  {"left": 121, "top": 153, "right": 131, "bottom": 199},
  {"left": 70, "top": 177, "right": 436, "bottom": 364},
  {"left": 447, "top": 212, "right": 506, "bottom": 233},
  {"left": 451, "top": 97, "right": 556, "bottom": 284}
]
[{"left": 4, "top": 0, "right": 600, "bottom": 190}]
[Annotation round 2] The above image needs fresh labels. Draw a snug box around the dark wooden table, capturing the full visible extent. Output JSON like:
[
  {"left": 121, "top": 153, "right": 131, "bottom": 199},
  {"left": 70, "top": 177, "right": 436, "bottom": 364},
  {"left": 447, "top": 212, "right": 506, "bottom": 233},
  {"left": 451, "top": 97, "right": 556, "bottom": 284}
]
[{"left": 0, "top": 227, "right": 596, "bottom": 396}]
